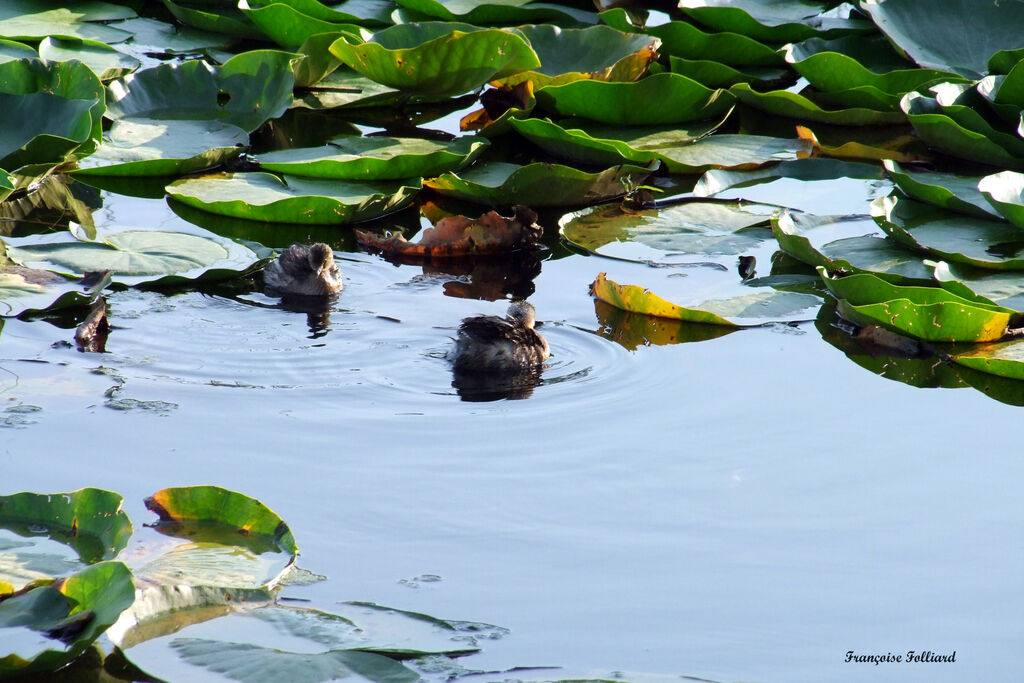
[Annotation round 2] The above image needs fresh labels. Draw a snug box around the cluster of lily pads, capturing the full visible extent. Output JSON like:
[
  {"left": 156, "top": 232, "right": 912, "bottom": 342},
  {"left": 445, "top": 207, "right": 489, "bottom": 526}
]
[
  {"left": 6, "top": 0, "right": 1024, "bottom": 394},
  {"left": 0, "top": 485, "right": 516, "bottom": 681}
]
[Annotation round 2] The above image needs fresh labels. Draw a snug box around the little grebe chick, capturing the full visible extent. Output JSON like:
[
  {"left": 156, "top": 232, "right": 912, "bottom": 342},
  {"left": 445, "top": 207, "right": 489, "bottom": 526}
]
[
  {"left": 263, "top": 243, "right": 343, "bottom": 297},
  {"left": 452, "top": 300, "right": 550, "bottom": 372}
]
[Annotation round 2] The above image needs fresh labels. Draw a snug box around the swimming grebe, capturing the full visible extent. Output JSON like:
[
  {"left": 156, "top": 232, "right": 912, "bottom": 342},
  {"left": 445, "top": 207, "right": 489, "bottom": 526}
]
[
  {"left": 452, "top": 300, "right": 549, "bottom": 372},
  {"left": 262, "top": 243, "right": 343, "bottom": 297}
]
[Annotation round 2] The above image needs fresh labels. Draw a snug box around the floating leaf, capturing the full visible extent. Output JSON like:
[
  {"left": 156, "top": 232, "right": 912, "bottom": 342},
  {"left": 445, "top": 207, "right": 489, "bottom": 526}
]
[
  {"left": 106, "top": 16, "right": 236, "bottom": 55},
  {"left": 730, "top": 82, "right": 906, "bottom": 125},
  {"left": 678, "top": 0, "right": 872, "bottom": 43},
  {"left": 536, "top": 73, "right": 735, "bottom": 125},
  {"left": 423, "top": 160, "right": 655, "bottom": 207},
  {"left": 461, "top": 80, "right": 536, "bottom": 135},
  {"left": 978, "top": 170, "right": 1024, "bottom": 228},
  {"left": 162, "top": 0, "right": 265, "bottom": 39},
  {"left": 594, "top": 298, "right": 738, "bottom": 349},
  {"left": 773, "top": 209, "right": 933, "bottom": 283},
  {"left": 820, "top": 267, "right": 1013, "bottom": 342},
  {"left": 394, "top": 0, "right": 596, "bottom": 25},
  {"left": 329, "top": 23, "right": 541, "bottom": 97},
  {"left": 38, "top": 36, "right": 139, "bottom": 81},
  {"left": 695, "top": 157, "right": 884, "bottom": 196},
  {"left": 6, "top": 225, "right": 266, "bottom": 286},
  {"left": 884, "top": 160, "right": 998, "bottom": 218},
  {"left": 0, "top": 488, "right": 132, "bottom": 589},
  {"left": 872, "top": 194, "right": 1024, "bottom": 271},
  {"left": 493, "top": 25, "right": 659, "bottom": 89},
  {"left": 931, "top": 260, "right": 1024, "bottom": 311},
  {"left": 560, "top": 201, "right": 776, "bottom": 266},
  {"left": 0, "top": 0, "right": 134, "bottom": 43},
  {"left": 168, "top": 172, "right": 420, "bottom": 224},
  {"left": 669, "top": 55, "right": 788, "bottom": 88},
  {"left": 0, "top": 39, "right": 36, "bottom": 64},
  {"left": 256, "top": 135, "right": 488, "bottom": 180},
  {"left": 357, "top": 205, "right": 541, "bottom": 257},
  {"left": 239, "top": 0, "right": 361, "bottom": 51},
  {"left": 293, "top": 66, "right": 403, "bottom": 109},
  {"left": 859, "top": 0, "right": 1024, "bottom": 79},
  {"left": 0, "top": 561, "right": 135, "bottom": 677},
  {"left": 590, "top": 271, "right": 820, "bottom": 326},
  {"left": 952, "top": 341, "right": 1024, "bottom": 381},
  {"left": 106, "top": 50, "right": 298, "bottom": 133}
]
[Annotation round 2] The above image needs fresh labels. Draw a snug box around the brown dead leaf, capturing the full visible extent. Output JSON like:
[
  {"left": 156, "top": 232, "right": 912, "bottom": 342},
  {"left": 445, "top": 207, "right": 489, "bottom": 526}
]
[
  {"left": 461, "top": 81, "right": 534, "bottom": 132},
  {"left": 356, "top": 205, "right": 542, "bottom": 259}
]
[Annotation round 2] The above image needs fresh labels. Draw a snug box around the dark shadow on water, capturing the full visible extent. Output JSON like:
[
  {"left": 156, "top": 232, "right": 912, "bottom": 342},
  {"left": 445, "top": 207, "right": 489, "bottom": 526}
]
[
  {"left": 369, "top": 248, "right": 543, "bottom": 302},
  {"left": 273, "top": 293, "right": 334, "bottom": 338},
  {"left": 451, "top": 366, "right": 544, "bottom": 402},
  {"left": 593, "top": 299, "right": 737, "bottom": 351}
]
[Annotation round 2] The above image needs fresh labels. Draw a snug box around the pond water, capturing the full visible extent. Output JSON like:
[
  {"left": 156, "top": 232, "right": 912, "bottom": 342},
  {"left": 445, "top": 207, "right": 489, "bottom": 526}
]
[{"left": 4, "top": 145, "right": 1023, "bottom": 682}]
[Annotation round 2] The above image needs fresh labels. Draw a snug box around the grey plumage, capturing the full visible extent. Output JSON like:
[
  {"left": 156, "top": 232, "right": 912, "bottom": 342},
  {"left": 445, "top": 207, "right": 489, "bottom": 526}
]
[
  {"left": 452, "top": 301, "right": 550, "bottom": 372},
  {"left": 263, "top": 243, "right": 343, "bottom": 297}
]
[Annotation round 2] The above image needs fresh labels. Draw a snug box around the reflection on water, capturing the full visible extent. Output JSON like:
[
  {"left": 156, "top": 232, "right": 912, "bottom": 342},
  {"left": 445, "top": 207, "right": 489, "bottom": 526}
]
[
  {"left": 376, "top": 250, "right": 543, "bottom": 302},
  {"left": 450, "top": 365, "right": 543, "bottom": 402},
  {"left": 593, "top": 299, "right": 737, "bottom": 350}
]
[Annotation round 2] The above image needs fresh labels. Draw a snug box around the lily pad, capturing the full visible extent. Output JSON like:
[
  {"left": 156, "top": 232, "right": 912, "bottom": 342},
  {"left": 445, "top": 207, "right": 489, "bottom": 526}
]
[
  {"left": 859, "top": 0, "right": 1024, "bottom": 79},
  {"left": 423, "top": 161, "right": 655, "bottom": 207},
  {"left": 162, "top": 0, "right": 265, "bottom": 40},
  {"left": 239, "top": 0, "right": 361, "bottom": 51},
  {"left": 38, "top": 36, "right": 139, "bottom": 81},
  {"left": 106, "top": 17, "right": 237, "bottom": 56},
  {"left": 773, "top": 209, "right": 933, "bottom": 283},
  {"left": 978, "top": 170, "right": 1024, "bottom": 228},
  {"left": 5, "top": 224, "right": 267, "bottom": 286},
  {"left": 930, "top": 260, "right": 1024, "bottom": 311},
  {"left": 601, "top": 10, "right": 782, "bottom": 67},
  {"left": 560, "top": 201, "right": 777, "bottom": 266},
  {"left": 493, "top": 24, "right": 659, "bottom": 89},
  {"left": 872, "top": 194, "right": 1024, "bottom": 271},
  {"left": 329, "top": 23, "right": 541, "bottom": 97},
  {"left": 0, "top": 0, "right": 134, "bottom": 43},
  {"left": 678, "top": 0, "right": 873, "bottom": 43},
  {"left": 783, "top": 35, "right": 962, "bottom": 95},
  {"left": 167, "top": 172, "right": 421, "bottom": 224},
  {"left": 0, "top": 488, "right": 132, "bottom": 589},
  {"left": 394, "top": 0, "right": 597, "bottom": 25},
  {"left": 0, "top": 265, "right": 108, "bottom": 317},
  {"left": 0, "top": 39, "right": 37, "bottom": 64},
  {"left": 900, "top": 91, "right": 1024, "bottom": 170},
  {"left": 730, "top": 82, "right": 907, "bottom": 125},
  {"left": 669, "top": 56, "right": 788, "bottom": 88},
  {"left": 820, "top": 267, "right": 1013, "bottom": 342},
  {"left": 0, "top": 561, "right": 135, "bottom": 677},
  {"left": 590, "top": 271, "right": 821, "bottom": 327},
  {"left": 293, "top": 66, "right": 403, "bottom": 109},
  {"left": 106, "top": 50, "right": 298, "bottom": 133},
  {"left": 884, "top": 160, "right": 999, "bottom": 218},
  {"left": 536, "top": 73, "right": 735, "bottom": 125},
  {"left": 256, "top": 135, "right": 488, "bottom": 180},
  {"left": 952, "top": 340, "right": 1024, "bottom": 381}
]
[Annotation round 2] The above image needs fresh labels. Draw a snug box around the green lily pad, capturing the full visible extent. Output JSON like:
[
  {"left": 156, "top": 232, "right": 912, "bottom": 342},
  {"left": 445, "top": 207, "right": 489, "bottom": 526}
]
[
  {"left": 978, "top": 170, "right": 1024, "bottom": 228},
  {"left": 329, "top": 23, "right": 541, "bottom": 97},
  {"left": 0, "top": 0, "right": 134, "bottom": 43},
  {"left": 0, "top": 488, "right": 132, "bottom": 589},
  {"left": 952, "top": 340, "right": 1024, "bottom": 381},
  {"left": 678, "top": 0, "right": 873, "bottom": 43},
  {"left": 423, "top": 160, "right": 655, "bottom": 207},
  {"left": 884, "top": 160, "right": 999, "bottom": 219},
  {"left": 930, "top": 260, "right": 1024, "bottom": 311},
  {"left": 167, "top": 172, "right": 421, "bottom": 224},
  {"left": 0, "top": 91, "right": 96, "bottom": 172},
  {"left": 669, "top": 55, "right": 788, "bottom": 88},
  {"left": 601, "top": 10, "right": 782, "bottom": 67},
  {"left": 773, "top": 209, "right": 933, "bottom": 283},
  {"left": 396, "top": 0, "right": 596, "bottom": 25},
  {"left": 493, "top": 24, "right": 659, "bottom": 89},
  {"left": 0, "top": 59, "right": 105, "bottom": 164},
  {"left": 560, "top": 201, "right": 777, "bottom": 265},
  {"left": 0, "top": 561, "right": 135, "bottom": 677},
  {"left": 590, "top": 271, "right": 821, "bottom": 327},
  {"left": 293, "top": 66, "right": 404, "bottom": 109},
  {"left": 0, "top": 39, "right": 37, "bottom": 64},
  {"left": 162, "top": 0, "right": 265, "bottom": 40},
  {"left": 783, "top": 35, "right": 963, "bottom": 95},
  {"left": 872, "top": 194, "right": 1024, "bottom": 271},
  {"left": 536, "top": 73, "right": 735, "bottom": 125},
  {"left": 256, "top": 135, "right": 488, "bottom": 180},
  {"left": 730, "top": 82, "right": 907, "bottom": 125},
  {"left": 694, "top": 157, "right": 884, "bottom": 199},
  {"left": 106, "top": 17, "right": 237, "bottom": 55},
  {"left": 6, "top": 224, "right": 266, "bottom": 286},
  {"left": 106, "top": 50, "right": 297, "bottom": 133},
  {"left": 900, "top": 91, "right": 1024, "bottom": 170},
  {"left": 859, "top": 0, "right": 1024, "bottom": 79},
  {"left": 0, "top": 170, "right": 12, "bottom": 202},
  {"left": 820, "top": 267, "right": 1013, "bottom": 342},
  {"left": 0, "top": 264, "right": 107, "bottom": 317},
  {"left": 38, "top": 36, "right": 139, "bottom": 81},
  {"left": 239, "top": 0, "right": 361, "bottom": 50},
  {"left": 73, "top": 118, "right": 247, "bottom": 177},
  {"left": 930, "top": 82, "right": 1024, "bottom": 156}
]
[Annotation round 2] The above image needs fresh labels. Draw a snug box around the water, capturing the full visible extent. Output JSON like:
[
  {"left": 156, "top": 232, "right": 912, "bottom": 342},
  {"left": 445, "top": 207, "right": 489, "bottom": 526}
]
[{"left": 3, "top": 176, "right": 1023, "bottom": 682}]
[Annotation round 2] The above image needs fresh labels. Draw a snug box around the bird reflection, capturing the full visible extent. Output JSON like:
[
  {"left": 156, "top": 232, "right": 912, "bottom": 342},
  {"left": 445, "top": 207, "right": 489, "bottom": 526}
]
[{"left": 451, "top": 365, "right": 543, "bottom": 401}]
